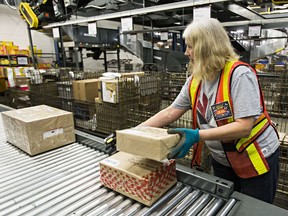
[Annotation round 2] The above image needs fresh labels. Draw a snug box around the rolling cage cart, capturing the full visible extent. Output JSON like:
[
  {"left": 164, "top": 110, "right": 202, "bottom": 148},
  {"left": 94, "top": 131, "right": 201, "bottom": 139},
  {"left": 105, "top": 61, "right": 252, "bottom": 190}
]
[
  {"left": 1, "top": 68, "right": 288, "bottom": 209},
  {"left": 0, "top": 119, "right": 288, "bottom": 216}
]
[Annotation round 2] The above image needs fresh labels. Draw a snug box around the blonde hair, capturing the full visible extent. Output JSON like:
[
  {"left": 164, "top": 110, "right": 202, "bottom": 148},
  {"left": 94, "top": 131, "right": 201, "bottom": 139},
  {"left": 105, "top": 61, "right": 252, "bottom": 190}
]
[{"left": 183, "top": 18, "right": 239, "bottom": 81}]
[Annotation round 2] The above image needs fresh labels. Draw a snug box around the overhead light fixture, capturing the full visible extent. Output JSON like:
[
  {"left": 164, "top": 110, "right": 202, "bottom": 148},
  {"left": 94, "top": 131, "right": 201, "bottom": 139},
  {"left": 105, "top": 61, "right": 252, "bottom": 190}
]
[
  {"left": 236, "top": 29, "right": 244, "bottom": 33},
  {"left": 174, "top": 22, "right": 181, "bottom": 25}
]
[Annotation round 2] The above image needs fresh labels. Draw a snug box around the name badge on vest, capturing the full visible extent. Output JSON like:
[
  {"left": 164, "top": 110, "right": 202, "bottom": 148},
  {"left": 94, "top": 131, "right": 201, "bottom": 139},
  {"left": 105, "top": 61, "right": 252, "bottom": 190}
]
[{"left": 211, "top": 101, "right": 233, "bottom": 121}]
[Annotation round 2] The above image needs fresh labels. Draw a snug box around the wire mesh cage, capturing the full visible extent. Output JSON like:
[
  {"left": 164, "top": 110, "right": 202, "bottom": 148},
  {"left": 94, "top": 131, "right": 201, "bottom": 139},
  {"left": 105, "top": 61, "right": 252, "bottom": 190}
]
[
  {"left": 26, "top": 69, "right": 163, "bottom": 135},
  {"left": 95, "top": 72, "right": 162, "bottom": 134},
  {"left": 258, "top": 70, "right": 288, "bottom": 134},
  {"left": 275, "top": 136, "right": 288, "bottom": 209},
  {"left": 161, "top": 72, "right": 187, "bottom": 102}
]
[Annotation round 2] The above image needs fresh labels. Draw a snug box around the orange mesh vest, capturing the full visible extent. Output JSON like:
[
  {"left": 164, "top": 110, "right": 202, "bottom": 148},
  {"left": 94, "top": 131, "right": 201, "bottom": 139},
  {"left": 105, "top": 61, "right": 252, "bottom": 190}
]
[{"left": 189, "top": 60, "right": 277, "bottom": 178}]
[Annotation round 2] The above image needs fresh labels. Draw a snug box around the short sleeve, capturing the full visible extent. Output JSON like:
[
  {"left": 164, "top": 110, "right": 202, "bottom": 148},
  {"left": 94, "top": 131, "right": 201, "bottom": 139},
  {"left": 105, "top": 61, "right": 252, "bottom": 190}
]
[
  {"left": 231, "top": 65, "right": 262, "bottom": 119},
  {"left": 171, "top": 76, "right": 192, "bottom": 110}
]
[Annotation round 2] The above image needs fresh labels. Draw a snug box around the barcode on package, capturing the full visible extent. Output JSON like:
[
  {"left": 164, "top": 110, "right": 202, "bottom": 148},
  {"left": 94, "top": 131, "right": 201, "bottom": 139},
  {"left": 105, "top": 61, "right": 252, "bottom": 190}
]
[
  {"left": 43, "top": 128, "right": 64, "bottom": 139},
  {"left": 103, "top": 158, "right": 119, "bottom": 167}
]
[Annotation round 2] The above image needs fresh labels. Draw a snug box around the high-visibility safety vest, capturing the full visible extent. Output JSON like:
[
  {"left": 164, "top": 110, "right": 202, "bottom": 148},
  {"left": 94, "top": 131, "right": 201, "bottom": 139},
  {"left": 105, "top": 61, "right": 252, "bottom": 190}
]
[{"left": 189, "top": 60, "right": 277, "bottom": 178}]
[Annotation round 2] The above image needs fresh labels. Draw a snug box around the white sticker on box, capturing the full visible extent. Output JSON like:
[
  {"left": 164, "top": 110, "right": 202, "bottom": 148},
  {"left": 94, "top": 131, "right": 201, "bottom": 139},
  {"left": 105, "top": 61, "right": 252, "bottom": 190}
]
[
  {"left": 103, "top": 158, "right": 119, "bottom": 167},
  {"left": 43, "top": 128, "right": 64, "bottom": 139}
]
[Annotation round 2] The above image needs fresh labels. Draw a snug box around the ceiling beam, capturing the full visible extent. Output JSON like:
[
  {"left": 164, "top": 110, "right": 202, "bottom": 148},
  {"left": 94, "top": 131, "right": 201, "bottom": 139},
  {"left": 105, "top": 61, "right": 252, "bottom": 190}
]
[
  {"left": 121, "top": 17, "right": 288, "bottom": 34},
  {"left": 222, "top": 18, "right": 288, "bottom": 29},
  {"left": 219, "top": 2, "right": 264, "bottom": 20},
  {"left": 43, "top": 0, "right": 230, "bottom": 29}
]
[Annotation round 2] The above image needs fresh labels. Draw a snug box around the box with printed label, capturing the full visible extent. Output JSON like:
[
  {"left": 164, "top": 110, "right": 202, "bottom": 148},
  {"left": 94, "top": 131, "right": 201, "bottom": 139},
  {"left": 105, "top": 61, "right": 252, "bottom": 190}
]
[
  {"left": 116, "top": 127, "right": 180, "bottom": 161},
  {"left": 100, "top": 151, "right": 177, "bottom": 206},
  {"left": 1, "top": 105, "right": 75, "bottom": 156},
  {"left": 99, "top": 76, "right": 140, "bottom": 104},
  {"left": 100, "top": 78, "right": 119, "bottom": 103}
]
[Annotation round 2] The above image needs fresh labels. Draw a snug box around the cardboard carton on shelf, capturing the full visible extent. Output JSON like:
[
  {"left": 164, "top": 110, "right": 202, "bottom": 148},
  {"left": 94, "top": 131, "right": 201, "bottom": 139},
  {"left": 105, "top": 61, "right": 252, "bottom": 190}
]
[
  {"left": 100, "top": 78, "right": 119, "bottom": 103},
  {"left": 100, "top": 151, "right": 177, "bottom": 206},
  {"left": 14, "top": 76, "right": 29, "bottom": 87},
  {"left": 99, "top": 76, "right": 140, "bottom": 104},
  {"left": 116, "top": 126, "right": 180, "bottom": 161},
  {"left": 73, "top": 79, "right": 99, "bottom": 101},
  {"left": 2, "top": 105, "right": 75, "bottom": 156}
]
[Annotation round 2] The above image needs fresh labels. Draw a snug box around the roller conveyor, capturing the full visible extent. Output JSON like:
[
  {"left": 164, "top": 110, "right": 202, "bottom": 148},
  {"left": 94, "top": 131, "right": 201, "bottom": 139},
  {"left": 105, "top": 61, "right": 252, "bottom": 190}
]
[{"left": 0, "top": 117, "right": 288, "bottom": 216}]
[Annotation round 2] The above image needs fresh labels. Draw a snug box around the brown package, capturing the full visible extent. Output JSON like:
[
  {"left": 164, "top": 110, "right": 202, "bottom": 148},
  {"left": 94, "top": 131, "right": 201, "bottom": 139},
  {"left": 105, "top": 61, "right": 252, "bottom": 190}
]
[
  {"left": 2, "top": 105, "right": 75, "bottom": 155},
  {"left": 100, "top": 151, "right": 177, "bottom": 206}
]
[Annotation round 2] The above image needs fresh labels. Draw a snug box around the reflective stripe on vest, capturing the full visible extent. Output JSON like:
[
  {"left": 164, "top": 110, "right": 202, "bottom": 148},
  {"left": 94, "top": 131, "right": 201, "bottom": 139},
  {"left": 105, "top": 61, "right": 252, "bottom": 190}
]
[
  {"left": 189, "top": 60, "right": 271, "bottom": 178},
  {"left": 235, "top": 114, "right": 269, "bottom": 152},
  {"left": 188, "top": 77, "right": 203, "bottom": 166},
  {"left": 215, "top": 60, "right": 237, "bottom": 124},
  {"left": 189, "top": 77, "right": 201, "bottom": 129}
]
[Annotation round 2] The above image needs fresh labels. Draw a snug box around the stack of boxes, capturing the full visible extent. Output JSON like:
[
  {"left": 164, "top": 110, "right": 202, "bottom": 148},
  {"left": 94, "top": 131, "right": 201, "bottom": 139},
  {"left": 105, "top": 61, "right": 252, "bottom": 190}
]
[
  {"left": 0, "top": 41, "right": 32, "bottom": 91},
  {"left": 100, "top": 127, "right": 180, "bottom": 206}
]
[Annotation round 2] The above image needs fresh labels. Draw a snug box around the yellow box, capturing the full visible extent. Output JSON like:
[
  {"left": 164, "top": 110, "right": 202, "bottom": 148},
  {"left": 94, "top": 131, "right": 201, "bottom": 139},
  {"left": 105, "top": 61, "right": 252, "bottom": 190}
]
[
  {"left": 8, "top": 49, "right": 19, "bottom": 55},
  {"left": 18, "top": 49, "right": 29, "bottom": 56},
  {"left": 0, "top": 41, "right": 14, "bottom": 47},
  {"left": 0, "top": 59, "right": 10, "bottom": 65}
]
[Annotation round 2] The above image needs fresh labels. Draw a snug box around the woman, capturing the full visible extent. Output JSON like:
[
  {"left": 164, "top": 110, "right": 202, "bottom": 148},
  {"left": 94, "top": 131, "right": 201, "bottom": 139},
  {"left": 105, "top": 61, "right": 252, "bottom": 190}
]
[{"left": 139, "top": 18, "right": 280, "bottom": 203}]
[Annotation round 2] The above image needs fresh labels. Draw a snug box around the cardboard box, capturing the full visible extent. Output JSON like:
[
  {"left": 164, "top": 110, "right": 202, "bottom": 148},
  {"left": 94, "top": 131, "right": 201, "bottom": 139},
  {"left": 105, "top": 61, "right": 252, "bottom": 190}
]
[
  {"left": 73, "top": 79, "right": 99, "bottom": 101},
  {"left": 0, "top": 77, "right": 7, "bottom": 92},
  {"left": 100, "top": 78, "right": 119, "bottom": 103},
  {"left": 274, "top": 65, "right": 285, "bottom": 71},
  {"left": 116, "top": 127, "right": 180, "bottom": 161},
  {"left": 2, "top": 105, "right": 75, "bottom": 156},
  {"left": 99, "top": 76, "right": 140, "bottom": 104},
  {"left": 14, "top": 77, "right": 29, "bottom": 87},
  {"left": 100, "top": 151, "right": 177, "bottom": 206},
  {"left": 0, "top": 67, "right": 5, "bottom": 77}
]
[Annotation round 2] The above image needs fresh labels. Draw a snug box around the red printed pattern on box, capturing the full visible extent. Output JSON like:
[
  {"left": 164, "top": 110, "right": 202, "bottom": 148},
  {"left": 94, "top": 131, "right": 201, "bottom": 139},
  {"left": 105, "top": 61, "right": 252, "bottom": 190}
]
[{"left": 100, "top": 160, "right": 176, "bottom": 202}]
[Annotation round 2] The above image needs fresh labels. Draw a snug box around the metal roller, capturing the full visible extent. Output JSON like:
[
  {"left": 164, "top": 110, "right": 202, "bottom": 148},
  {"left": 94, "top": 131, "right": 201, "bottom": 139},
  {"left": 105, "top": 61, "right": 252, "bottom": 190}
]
[
  {"left": 66, "top": 191, "right": 117, "bottom": 216},
  {"left": 118, "top": 203, "right": 143, "bottom": 216},
  {"left": 216, "top": 198, "right": 237, "bottom": 216},
  {"left": 0, "top": 156, "right": 107, "bottom": 214},
  {"left": 184, "top": 193, "right": 211, "bottom": 216},
  {"left": 167, "top": 189, "right": 202, "bottom": 216},
  {"left": 84, "top": 194, "right": 125, "bottom": 215},
  {"left": 100, "top": 199, "right": 134, "bottom": 216},
  {"left": 151, "top": 185, "right": 193, "bottom": 216},
  {"left": 198, "top": 197, "right": 224, "bottom": 216},
  {"left": 51, "top": 188, "right": 110, "bottom": 216}
]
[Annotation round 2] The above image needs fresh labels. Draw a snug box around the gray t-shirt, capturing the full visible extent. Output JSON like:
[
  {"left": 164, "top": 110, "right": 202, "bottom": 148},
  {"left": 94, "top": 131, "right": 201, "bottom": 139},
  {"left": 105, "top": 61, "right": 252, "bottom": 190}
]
[{"left": 172, "top": 65, "right": 279, "bottom": 166}]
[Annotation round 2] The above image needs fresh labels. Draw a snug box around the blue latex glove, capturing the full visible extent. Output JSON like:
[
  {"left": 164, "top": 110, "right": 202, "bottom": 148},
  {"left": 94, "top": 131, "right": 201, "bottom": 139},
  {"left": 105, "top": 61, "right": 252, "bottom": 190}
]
[{"left": 167, "top": 128, "right": 200, "bottom": 159}]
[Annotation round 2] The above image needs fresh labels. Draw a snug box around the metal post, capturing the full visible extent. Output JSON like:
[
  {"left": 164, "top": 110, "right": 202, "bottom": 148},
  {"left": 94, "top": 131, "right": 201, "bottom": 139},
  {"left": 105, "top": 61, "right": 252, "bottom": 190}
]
[
  {"left": 103, "top": 50, "right": 108, "bottom": 72},
  {"left": 59, "top": 27, "right": 66, "bottom": 67},
  {"left": 27, "top": 24, "right": 37, "bottom": 68},
  {"left": 75, "top": 46, "right": 79, "bottom": 71},
  {"left": 117, "top": 28, "right": 121, "bottom": 72},
  {"left": 117, "top": 45, "right": 121, "bottom": 72},
  {"left": 172, "top": 32, "right": 177, "bottom": 51}
]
